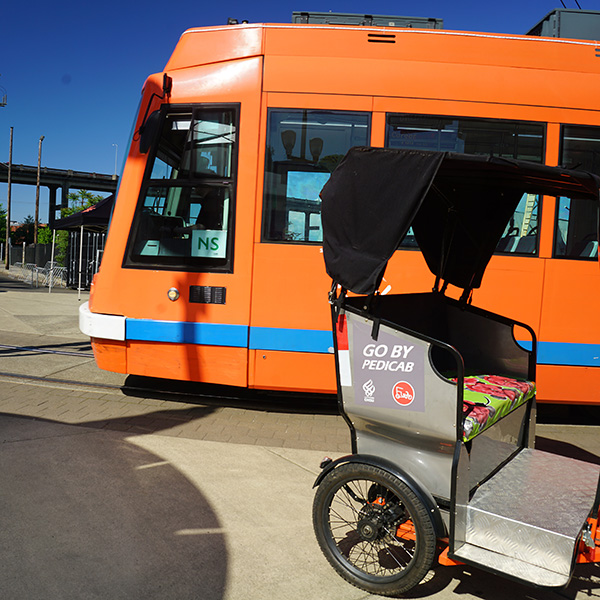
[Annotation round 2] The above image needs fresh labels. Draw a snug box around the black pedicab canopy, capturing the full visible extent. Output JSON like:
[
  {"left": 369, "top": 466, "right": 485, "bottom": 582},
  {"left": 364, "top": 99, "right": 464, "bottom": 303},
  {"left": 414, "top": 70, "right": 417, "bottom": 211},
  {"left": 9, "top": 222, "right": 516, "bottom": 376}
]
[{"left": 321, "top": 147, "right": 600, "bottom": 296}]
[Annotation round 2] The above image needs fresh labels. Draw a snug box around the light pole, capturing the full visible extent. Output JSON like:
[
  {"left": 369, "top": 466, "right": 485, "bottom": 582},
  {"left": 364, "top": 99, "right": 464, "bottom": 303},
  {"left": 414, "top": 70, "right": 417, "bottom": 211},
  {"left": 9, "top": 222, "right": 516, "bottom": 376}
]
[
  {"left": 112, "top": 143, "right": 118, "bottom": 177},
  {"left": 34, "top": 135, "right": 44, "bottom": 244},
  {"left": 0, "top": 73, "right": 7, "bottom": 107}
]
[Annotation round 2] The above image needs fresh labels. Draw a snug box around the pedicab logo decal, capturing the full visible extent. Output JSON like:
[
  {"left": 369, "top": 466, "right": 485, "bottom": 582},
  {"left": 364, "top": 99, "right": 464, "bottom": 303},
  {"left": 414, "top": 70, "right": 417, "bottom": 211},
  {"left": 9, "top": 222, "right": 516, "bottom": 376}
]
[
  {"left": 362, "top": 379, "right": 376, "bottom": 403},
  {"left": 392, "top": 381, "right": 415, "bottom": 406}
]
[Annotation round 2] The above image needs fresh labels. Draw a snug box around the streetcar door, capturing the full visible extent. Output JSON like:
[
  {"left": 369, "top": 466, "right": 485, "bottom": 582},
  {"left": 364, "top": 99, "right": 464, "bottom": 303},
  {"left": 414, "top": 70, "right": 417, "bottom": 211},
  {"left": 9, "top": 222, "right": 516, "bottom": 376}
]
[
  {"left": 250, "top": 108, "right": 372, "bottom": 393},
  {"left": 121, "top": 103, "right": 255, "bottom": 387}
]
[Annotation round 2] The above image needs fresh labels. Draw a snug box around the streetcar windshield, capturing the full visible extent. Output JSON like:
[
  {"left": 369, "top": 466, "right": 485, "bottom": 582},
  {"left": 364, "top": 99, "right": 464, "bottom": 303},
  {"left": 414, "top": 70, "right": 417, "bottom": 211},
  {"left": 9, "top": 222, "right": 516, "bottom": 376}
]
[{"left": 125, "top": 105, "right": 238, "bottom": 271}]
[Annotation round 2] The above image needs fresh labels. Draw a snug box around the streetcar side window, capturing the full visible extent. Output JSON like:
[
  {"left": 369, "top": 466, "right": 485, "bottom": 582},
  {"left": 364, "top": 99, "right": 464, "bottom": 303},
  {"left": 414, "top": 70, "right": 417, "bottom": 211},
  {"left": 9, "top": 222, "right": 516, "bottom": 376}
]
[
  {"left": 385, "top": 114, "right": 545, "bottom": 255},
  {"left": 385, "top": 115, "right": 545, "bottom": 162},
  {"left": 262, "top": 109, "right": 371, "bottom": 243},
  {"left": 555, "top": 196, "right": 598, "bottom": 259},
  {"left": 403, "top": 195, "right": 541, "bottom": 255},
  {"left": 554, "top": 125, "right": 600, "bottom": 260},
  {"left": 497, "top": 194, "right": 540, "bottom": 255},
  {"left": 125, "top": 106, "right": 238, "bottom": 271}
]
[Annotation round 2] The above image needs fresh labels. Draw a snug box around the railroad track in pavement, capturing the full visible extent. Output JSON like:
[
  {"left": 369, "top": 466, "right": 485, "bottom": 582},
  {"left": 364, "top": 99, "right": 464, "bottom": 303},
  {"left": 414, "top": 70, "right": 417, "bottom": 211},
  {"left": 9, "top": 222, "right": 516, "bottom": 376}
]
[{"left": 0, "top": 344, "right": 338, "bottom": 414}]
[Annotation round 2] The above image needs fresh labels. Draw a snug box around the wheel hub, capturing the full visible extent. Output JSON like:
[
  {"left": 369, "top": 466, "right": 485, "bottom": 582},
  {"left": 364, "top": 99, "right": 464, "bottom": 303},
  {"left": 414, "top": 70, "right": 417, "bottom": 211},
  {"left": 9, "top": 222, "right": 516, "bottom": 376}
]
[{"left": 357, "top": 516, "right": 382, "bottom": 541}]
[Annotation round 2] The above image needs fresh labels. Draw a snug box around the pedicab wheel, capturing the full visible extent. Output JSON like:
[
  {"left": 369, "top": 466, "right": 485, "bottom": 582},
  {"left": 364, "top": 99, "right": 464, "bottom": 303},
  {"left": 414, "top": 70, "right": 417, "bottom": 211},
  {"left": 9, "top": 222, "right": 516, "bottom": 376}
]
[{"left": 313, "top": 463, "right": 436, "bottom": 597}]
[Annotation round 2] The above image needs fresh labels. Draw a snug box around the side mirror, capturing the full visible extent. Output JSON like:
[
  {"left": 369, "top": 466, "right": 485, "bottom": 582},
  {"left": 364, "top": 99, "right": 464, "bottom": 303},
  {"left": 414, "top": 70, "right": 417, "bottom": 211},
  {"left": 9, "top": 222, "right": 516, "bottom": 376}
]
[{"left": 139, "top": 110, "right": 161, "bottom": 154}]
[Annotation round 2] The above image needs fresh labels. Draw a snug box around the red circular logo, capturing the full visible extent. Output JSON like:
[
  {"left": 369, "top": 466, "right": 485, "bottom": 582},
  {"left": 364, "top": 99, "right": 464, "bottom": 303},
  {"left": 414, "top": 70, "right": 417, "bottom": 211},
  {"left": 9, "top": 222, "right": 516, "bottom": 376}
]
[{"left": 392, "top": 381, "right": 415, "bottom": 406}]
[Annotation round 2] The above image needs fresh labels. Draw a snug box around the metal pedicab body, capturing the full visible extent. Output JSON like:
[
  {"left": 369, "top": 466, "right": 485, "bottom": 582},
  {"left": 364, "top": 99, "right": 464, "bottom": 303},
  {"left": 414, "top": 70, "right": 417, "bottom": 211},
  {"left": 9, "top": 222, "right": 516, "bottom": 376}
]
[{"left": 312, "top": 147, "right": 600, "bottom": 596}]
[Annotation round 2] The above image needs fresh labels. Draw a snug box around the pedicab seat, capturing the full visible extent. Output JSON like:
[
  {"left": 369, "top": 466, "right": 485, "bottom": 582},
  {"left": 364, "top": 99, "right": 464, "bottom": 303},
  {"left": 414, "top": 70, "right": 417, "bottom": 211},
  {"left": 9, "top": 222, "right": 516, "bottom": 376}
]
[{"left": 457, "top": 375, "right": 536, "bottom": 441}]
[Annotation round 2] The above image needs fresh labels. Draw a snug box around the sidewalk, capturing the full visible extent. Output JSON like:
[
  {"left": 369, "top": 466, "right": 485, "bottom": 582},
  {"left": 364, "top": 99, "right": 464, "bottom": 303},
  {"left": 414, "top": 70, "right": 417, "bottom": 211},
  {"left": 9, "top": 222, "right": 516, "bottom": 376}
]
[
  {"left": 0, "top": 264, "right": 91, "bottom": 341},
  {"left": 0, "top": 268, "right": 599, "bottom": 600}
]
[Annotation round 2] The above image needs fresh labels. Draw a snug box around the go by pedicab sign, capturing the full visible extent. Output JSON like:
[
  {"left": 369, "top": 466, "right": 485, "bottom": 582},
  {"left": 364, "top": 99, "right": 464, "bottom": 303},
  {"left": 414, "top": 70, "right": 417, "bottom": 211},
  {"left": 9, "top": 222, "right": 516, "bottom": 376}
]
[{"left": 346, "top": 319, "right": 425, "bottom": 412}]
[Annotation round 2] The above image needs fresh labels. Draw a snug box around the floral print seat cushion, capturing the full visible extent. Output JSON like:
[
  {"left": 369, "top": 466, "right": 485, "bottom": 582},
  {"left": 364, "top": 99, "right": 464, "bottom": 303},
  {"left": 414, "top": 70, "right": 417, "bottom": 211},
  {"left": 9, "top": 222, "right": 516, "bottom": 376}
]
[{"left": 456, "top": 375, "right": 536, "bottom": 442}]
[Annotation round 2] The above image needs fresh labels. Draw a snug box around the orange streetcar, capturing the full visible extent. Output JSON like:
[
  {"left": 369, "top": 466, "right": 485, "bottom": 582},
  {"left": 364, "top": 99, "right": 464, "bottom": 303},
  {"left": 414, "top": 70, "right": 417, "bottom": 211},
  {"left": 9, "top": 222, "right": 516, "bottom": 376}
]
[{"left": 80, "top": 12, "right": 600, "bottom": 404}]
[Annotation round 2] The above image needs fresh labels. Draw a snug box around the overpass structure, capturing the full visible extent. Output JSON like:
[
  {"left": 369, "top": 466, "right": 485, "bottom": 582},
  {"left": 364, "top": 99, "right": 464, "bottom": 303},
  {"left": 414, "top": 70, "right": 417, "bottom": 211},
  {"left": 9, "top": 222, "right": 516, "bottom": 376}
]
[{"left": 0, "top": 163, "right": 118, "bottom": 226}]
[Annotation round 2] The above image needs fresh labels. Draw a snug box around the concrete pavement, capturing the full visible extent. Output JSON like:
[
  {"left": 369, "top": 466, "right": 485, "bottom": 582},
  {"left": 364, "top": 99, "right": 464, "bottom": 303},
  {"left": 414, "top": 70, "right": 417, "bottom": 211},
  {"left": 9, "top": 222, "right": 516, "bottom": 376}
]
[{"left": 1, "top": 267, "right": 599, "bottom": 600}]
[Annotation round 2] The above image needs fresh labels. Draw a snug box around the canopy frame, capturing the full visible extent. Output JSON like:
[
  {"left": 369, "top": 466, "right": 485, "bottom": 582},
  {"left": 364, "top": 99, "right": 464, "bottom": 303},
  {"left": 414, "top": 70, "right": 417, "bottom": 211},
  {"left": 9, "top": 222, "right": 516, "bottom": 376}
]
[{"left": 321, "top": 147, "right": 600, "bottom": 299}]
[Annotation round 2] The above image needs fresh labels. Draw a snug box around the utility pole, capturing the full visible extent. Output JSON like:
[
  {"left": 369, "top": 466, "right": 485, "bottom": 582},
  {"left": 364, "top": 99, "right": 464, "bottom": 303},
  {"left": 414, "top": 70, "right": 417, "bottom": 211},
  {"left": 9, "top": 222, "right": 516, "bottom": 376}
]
[
  {"left": 34, "top": 135, "right": 44, "bottom": 244},
  {"left": 5, "top": 127, "right": 12, "bottom": 269}
]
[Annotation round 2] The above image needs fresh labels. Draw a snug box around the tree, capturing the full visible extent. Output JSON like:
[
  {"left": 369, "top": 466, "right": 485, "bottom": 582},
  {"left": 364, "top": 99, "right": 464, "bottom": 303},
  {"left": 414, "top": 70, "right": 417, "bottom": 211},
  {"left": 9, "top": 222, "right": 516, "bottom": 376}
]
[
  {"left": 49, "top": 190, "right": 106, "bottom": 265},
  {"left": 37, "top": 225, "right": 53, "bottom": 244},
  {"left": 61, "top": 190, "right": 103, "bottom": 217},
  {"left": 11, "top": 215, "right": 35, "bottom": 245}
]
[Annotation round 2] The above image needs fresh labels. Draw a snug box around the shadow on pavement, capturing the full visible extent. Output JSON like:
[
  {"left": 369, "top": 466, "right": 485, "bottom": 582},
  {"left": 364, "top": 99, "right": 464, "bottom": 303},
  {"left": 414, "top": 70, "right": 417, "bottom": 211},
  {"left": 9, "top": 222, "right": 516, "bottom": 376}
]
[
  {"left": 405, "top": 563, "right": 600, "bottom": 600},
  {"left": 0, "top": 413, "right": 227, "bottom": 600},
  {"left": 79, "top": 405, "right": 219, "bottom": 435},
  {"left": 123, "top": 374, "right": 339, "bottom": 415},
  {"left": 0, "top": 340, "right": 93, "bottom": 356},
  {"left": 536, "top": 436, "right": 600, "bottom": 465},
  {"left": 0, "top": 272, "right": 76, "bottom": 294}
]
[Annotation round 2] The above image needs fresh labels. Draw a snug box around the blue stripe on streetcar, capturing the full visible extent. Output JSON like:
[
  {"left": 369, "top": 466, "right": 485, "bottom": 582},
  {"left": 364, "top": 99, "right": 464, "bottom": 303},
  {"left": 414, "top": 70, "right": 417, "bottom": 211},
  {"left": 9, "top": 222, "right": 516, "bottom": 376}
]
[
  {"left": 516, "top": 340, "right": 600, "bottom": 367},
  {"left": 249, "top": 327, "right": 334, "bottom": 354},
  {"left": 538, "top": 341, "right": 600, "bottom": 367},
  {"left": 126, "top": 319, "right": 248, "bottom": 347},
  {"left": 125, "top": 319, "right": 334, "bottom": 353},
  {"left": 125, "top": 319, "right": 600, "bottom": 365}
]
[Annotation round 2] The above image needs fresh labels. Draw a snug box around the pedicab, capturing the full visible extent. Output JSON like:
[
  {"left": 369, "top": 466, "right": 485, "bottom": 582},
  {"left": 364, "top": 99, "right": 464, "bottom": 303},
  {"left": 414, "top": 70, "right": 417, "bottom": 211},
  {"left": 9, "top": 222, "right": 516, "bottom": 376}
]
[{"left": 312, "top": 147, "right": 600, "bottom": 597}]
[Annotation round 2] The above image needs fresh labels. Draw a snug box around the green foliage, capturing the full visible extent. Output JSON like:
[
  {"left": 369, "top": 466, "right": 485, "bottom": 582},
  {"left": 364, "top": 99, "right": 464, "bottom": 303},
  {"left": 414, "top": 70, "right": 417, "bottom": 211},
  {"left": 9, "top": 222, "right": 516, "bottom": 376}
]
[
  {"left": 11, "top": 215, "right": 35, "bottom": 245},
  {"left": 37, "top": 226, "right": 54, "bottom": 245},
  {"left": 61, "top": 190, "right": 104, "bottom": 217},
  {"left": 49, "top": 190, "right": 105, "bottom": 265},
  {"left": 52, "top": 231, "right": 69, "bottom": 265}
]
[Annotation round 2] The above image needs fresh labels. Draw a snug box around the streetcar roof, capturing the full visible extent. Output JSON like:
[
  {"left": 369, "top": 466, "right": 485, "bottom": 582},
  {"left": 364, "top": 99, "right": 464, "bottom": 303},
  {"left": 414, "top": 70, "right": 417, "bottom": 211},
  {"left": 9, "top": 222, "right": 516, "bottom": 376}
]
[
  {"left": 165, "top": 23, "right": 600, "bottom": 74},
  {"left": 321, "top": 147, "right": 600, "bottom": 295}
]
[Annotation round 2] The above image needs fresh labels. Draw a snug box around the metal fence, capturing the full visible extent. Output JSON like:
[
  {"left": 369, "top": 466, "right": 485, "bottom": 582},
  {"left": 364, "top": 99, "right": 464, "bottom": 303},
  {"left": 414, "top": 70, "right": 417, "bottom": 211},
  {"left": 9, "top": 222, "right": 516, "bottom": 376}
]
[
  {"left": 66, "top": 231, "right": 106, "bottom": 288},
  {"left": 8, "top": 243, "right": 53, "bottom": 268},
  {"left": 3, "top": 231, "right": 106, "bottom": 290},
  {"left": 12, "top": 261, "right": 68, "bottom": 288}
]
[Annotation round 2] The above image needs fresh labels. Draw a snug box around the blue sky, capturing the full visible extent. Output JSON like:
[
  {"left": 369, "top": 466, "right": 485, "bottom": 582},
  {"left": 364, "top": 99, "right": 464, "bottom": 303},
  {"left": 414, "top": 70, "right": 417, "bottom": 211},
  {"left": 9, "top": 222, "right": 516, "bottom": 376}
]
[{"left": 0, "top": 0, "right": 594, "bottom": 223}]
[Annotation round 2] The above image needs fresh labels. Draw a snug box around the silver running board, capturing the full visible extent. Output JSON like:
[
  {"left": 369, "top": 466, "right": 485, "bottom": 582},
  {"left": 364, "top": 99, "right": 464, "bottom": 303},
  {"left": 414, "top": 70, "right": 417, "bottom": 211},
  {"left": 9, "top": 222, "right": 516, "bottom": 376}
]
[{"left": 453, "top": 448, "right": 600, "bottom": 587}]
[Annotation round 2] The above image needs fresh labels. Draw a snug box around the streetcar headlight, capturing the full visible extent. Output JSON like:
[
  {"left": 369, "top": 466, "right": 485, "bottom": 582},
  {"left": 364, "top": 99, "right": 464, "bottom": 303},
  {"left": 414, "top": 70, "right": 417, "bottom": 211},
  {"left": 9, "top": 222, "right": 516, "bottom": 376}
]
[{"left": 167, "top": 287, "right": 180, "bottom": 301}]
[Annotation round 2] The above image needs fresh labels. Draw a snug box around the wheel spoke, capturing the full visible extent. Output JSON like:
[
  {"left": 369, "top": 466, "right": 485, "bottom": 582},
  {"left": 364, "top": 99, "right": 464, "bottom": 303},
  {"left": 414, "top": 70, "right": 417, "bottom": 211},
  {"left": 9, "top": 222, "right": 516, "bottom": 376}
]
[
  {"left": 334, "top": 491, "right": 361, "bottom": 516},
  {"left": 325, "top": 477, "right": 417, "bottom": 576},
  {"left": 314, "top": 464, "right": 437, "bottom": 595},
  {"left": 341, "top": 482, "right": 367, "bottom": 504},
  {"left": 328, "top": 506, "right": 355, "bottom": 526}
]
